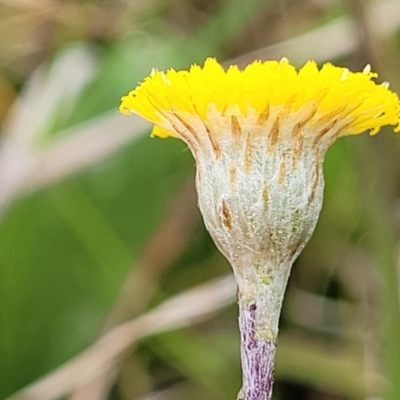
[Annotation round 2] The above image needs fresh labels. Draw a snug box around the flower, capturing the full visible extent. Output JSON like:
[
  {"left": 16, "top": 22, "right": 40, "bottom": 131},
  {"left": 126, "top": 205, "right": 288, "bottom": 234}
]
[
  {"left": 120, "top": 58, "right": 400, "bottom": 400},
  {"left": 120, "top": 58, "right": 400, "bottom": 307},
  {"left": 120, "top": 57, "right": 400, "bottom": 140}
]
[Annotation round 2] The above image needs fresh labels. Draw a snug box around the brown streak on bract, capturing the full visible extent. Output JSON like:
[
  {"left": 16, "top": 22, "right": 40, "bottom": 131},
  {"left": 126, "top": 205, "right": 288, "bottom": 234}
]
[
  {"left": 229, "top": 164, "right": 237, "bottom": 192},
  {"left": 316, "top": 102, "right": 348, "bottom": 126},
  {"left": 174, "top": 114, "right": 199, "bottom": 140},
  {"left": 291, "top": 122, "right": 303, "bottom": 139},
  {"left": 278, "top": 159, "right": 286, "bottom": 186},
  {"left": 244, "top": 133, "right": 252, "bottom": 173},
  {"left": 309, "top": 165, "right": 320, "bottom": 203},
  {"left": 268, "top": 116, "right": 280, "bottom": 152},
  {"left": 281, "top": 94, "right": 297, "bottom": 118},
  {"left": 291, "top": 103, "right": 318, "bottom": 139},
  {"left": 203, "top": 122, "right": 221, "bottom": 159},
  {"left": 221, "top": 200, "right": 232, "bottom": 230},
  {"left": 257, "top": 103, "right": 270, "bottom": 126},
  {"left": 292, "top": 133, "right": 304, "bottom": 169},
  {"left": 313, "top": 118, "right": 338, "bottom": 147},
  {"left": 291, "top": 103, "right": 319, "bottom": 167},
  {"left": 168, "top": 119, "right": 194, "bottom": 148},
  {"left": 231, "top": 115, "right": 242, "bottom": 138},
  {"left": 297, "top": 102, "right": 318, "bottom": 127},
  {"left": 262, "top": 178, "right": 269, "bottom": 209}
]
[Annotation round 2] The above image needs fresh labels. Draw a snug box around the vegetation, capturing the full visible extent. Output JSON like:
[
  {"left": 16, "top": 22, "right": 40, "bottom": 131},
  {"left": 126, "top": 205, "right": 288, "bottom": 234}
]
[{"left": 0, "top": 1, "right": 399, "bottom": 399}]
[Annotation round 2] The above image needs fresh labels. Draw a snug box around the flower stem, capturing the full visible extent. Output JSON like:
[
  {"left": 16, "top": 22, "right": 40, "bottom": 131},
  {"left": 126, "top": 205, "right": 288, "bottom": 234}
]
[{"left": 237, "top": 297, "right": 277, "bottom": 400}]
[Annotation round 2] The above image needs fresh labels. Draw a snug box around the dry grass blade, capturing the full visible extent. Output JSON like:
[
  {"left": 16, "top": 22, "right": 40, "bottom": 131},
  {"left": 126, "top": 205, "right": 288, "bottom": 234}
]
[
  {"left": 0, "top": 113, "right": 149, "bottom": 218},
  {"left": 7, "top": 275, "right": 236, "bottom": 400},
  {"left": 23, "top": 113, "right": 150, "bottom": 192},
  {"left": 0, "top": 44, "right": 136, "bottom": 217},
  {"left": 5, "top": 45, "right": 97, "bottom": 142}
]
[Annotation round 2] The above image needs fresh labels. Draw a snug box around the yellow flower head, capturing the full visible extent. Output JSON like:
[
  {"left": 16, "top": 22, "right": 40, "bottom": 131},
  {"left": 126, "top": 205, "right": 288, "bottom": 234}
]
[
  {"left": 120, "top": 57, "right": 400, "bottom": 144},
  {"left": 119, "top": 58, "right": 400, "bottom": 301},
  {"left": 121, "top": 59, "right": 399, "bottom": 394}
]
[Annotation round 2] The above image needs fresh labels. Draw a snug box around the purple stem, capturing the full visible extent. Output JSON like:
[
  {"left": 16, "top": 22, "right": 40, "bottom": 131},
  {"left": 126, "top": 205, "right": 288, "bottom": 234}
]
[{"left": 237, "top": 300, "right": 277, "bottom": 400}]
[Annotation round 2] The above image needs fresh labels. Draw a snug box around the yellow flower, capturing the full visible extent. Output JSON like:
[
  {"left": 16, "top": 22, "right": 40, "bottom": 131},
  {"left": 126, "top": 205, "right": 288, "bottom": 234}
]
[
  {"left": 119, "top": 58, "right": 400, "bottom": 277},
  {"left": 119, "top": 58, "right": 400, "bottom": 288},
  {"left": 121, "top": 57, "right": 399, "bottom": 400},
  {"left": 119, "top": 57, "right": 400, "bottom": 334},
  {"left": 120, "top": 57, "right": 400, "bottom": 143}
]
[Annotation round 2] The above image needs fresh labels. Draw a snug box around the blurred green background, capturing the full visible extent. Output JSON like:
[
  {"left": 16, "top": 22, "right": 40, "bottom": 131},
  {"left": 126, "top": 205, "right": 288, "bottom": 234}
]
[{"left": 0, "top": 0, "right": 400, "bottom": 399}]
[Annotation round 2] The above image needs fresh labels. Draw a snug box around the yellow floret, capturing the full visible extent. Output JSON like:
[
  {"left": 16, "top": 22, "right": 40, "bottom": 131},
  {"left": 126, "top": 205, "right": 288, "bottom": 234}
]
[{"left": 120, "top": 57, "right": 400, "bottom": 139}]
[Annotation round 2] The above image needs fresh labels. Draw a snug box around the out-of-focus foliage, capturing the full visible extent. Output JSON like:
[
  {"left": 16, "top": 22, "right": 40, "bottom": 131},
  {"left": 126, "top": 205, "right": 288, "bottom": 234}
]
[{"left": 0, "top": 0, "right": 400, "bottom": 399}]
